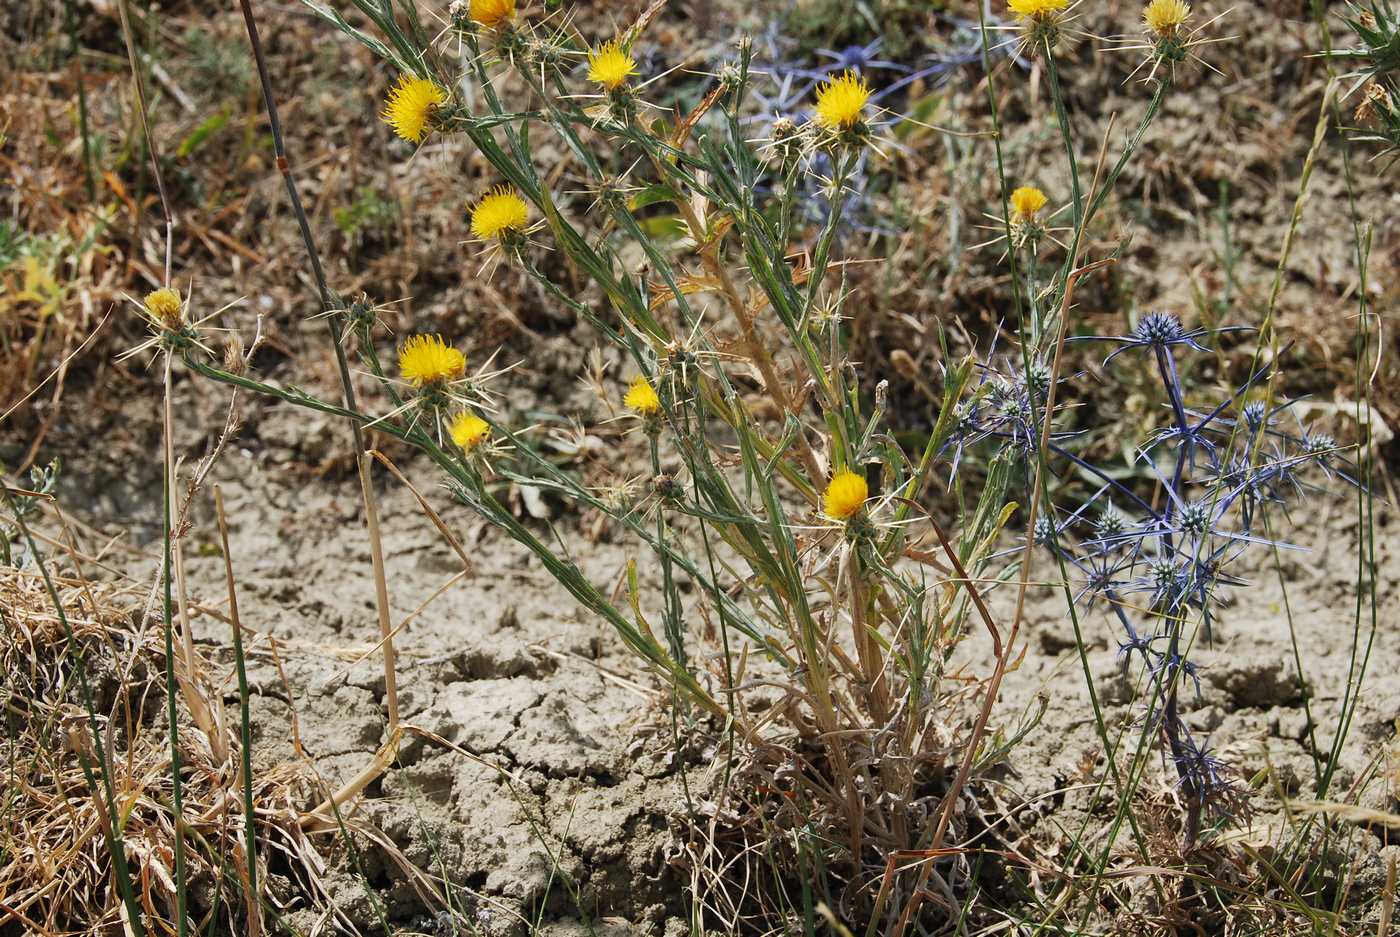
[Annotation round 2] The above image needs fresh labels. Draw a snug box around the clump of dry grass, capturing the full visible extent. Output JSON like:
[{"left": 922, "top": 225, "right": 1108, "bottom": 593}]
[
  {"left": 0, "top": 502, "right": 444, "bottom": 934},
  {"left": 3, "top": 548, "right": 252, "bottom": 931}
]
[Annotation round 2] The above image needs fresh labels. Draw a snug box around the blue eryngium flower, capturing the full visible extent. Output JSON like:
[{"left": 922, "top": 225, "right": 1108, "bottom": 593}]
[
  {"left": 1240, "top": 400, "right": 1270, "bottom": 433},
  {"left": 1071, "top": 311, "right": 1252, "bottom": 365},
  {"left": 969, "top": 310, "right": 1354, "bottom": 841}
]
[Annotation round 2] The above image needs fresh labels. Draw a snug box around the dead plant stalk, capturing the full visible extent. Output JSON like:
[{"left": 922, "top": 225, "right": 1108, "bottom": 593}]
[{"left": 235, "top": 0, "right": 400, "bottom": 740}]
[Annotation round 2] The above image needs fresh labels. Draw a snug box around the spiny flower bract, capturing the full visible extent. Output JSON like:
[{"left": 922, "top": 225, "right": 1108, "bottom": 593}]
[
  {"left": 822, "top": 469, "right": 869, "bottom": 521},
  {"left": 471, "top": 186, "right": 529, "bottom": 240},
  {"left": 144, "top": 287, "right": 183, "bottom": 326},
  {"left": 1010, "top": 186, "right": 1049, "bottom": 219},
  {"left": 450, "top": 411, "right": 491, "bottom": 451},
  {"left": 1144, "top": 0, "right": 1191, "bottom": 38},
  {"left": 624, "top": 376, "right": 661, "bottom": 414},
  {"left": 814, "top": 70, "right": 872, "bottom": 130},
  {"left": 587, "top": 41, "right": 638, "bottom": 90},
  {"left": 470, "top": 0, "right": 514, "bottom": 28},
  {"left": 1008, "top": 0, "right": 1069, "bottom": 20},
  {"left": 381, "top": 76, "right": 448, "bottom": 144},
  {"left": 399, "top": 334, "right": 466, "bottom": 387}
]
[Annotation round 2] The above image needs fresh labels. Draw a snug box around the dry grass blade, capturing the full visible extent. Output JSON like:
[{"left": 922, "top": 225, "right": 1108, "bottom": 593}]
[{"left": 1288, "top": 801, "right": 1400, "bottom": 829}]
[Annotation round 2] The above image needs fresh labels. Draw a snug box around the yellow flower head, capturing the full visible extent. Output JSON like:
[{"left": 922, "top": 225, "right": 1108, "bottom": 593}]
[
  {"left": 381, "top": 76, "right": 448, "bottom": 144},
  {"left": 470, "top": 0, "right": 514, "bottom": 27},
  {"left": 144, "top": 287, "right": 183, "bottom": 326},
  {"left": 823, "top": 469, "right": 869, "bottom": 521},
  {"left": 1143, "top": 0, "right": 1190, "bottom": 38},
  {"left": 624, "top": 376, "right": 661, "bottom": 415},
  {"left": 471, "top": 186, "right": 530, "bottom": 240},
  {"left": 1008, "top": 0, "right": 1069, "bottom": 20},
  {"left": 588, "top": 41, "right": 638, "bottom": 91},
  {"left": 449, "top": 411, "right": 491, "bottom": 451},
  {"left": 399, "top": 334, "right": 466, "bottom": 387},
  {"left": 814, "top": 70, "right": 873, "bottom": 130},
  {"left": 1010, "top": 186, "right": 1049, "bottom": 220}
]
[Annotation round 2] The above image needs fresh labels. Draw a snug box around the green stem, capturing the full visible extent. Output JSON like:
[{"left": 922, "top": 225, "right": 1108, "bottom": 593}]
[{"left": 1043, "top": 47, "right": 1084, "bottom": 238}]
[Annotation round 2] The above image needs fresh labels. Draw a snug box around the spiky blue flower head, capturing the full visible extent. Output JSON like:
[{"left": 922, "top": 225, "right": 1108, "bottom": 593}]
[
  {"left": 1034, "top": 516, "right": 1056, "bottom": 546},
  {"left": 1134, "top": 311, "right": 1187, "bottom": 346},
  {"left": 1148, "top": 554, "right": 1204, "bottom": 613},
  {"left": 1026, "top": 361, "right": 1052, "bottom": 400},
  {"left": 1241, "top": 401, "right": 1269, "bottom": 432},
  {"left": 1179, "top": 500, "right": 1212, "bottom": 536},
  {"left": 1079, "top": 310, "right": 1248, "bottom": 365},
  {"left": 1151, "top": 557, "right": 1178, "bottom": 591},
  {"left": 1002, "top": 396, "right": 1031, "bottom": 422},
  {"left": 1305, "top": 432, "right": 1336, "bottom": 461},
  {"left": 1145, "top": 556, "right": 1195, "bottom": 614},
  {"left": 1095, "top": 504, "right": 1127, "bottom": 541}
]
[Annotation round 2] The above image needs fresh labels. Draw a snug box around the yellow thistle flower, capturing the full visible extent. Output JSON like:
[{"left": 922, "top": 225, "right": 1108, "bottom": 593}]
[
  {"left": 1010, "top": 186, "right": 1049, "bottom": 220},
  {"left": 1143, "top": 0, "right": 1190, "bottom": 38},
  {"left": 380, "top": 76, "right": 448, "bottom": 144},
  {"left": 471, "top": 186, "right": 530, "bottom": 240},
  {"left": 470, "top": 0, "right": 514, "bottom": 27},
  {"left": 449, "top": 411, "right": 491, "bottom": 451},
  {"left": 623, "top": 376, "right": 661, "bottom": 415},
  {"left": 822, "top": 469, "right": 869, "bottom": 521},
  {"left": 1008, "top": 0, "right": 1069, "bottom": 20},
  {"left": 144, "top": 287, "right": 183, "bottom": 326},
  {"left": 814, "top": 70, "right": 872, "bottom": 130},
  {"left": 588, "top": 41, "right": 638, "bottom": 91},
  {"left": 399, "top": 334, "right": 466, "bottom": 387}
]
